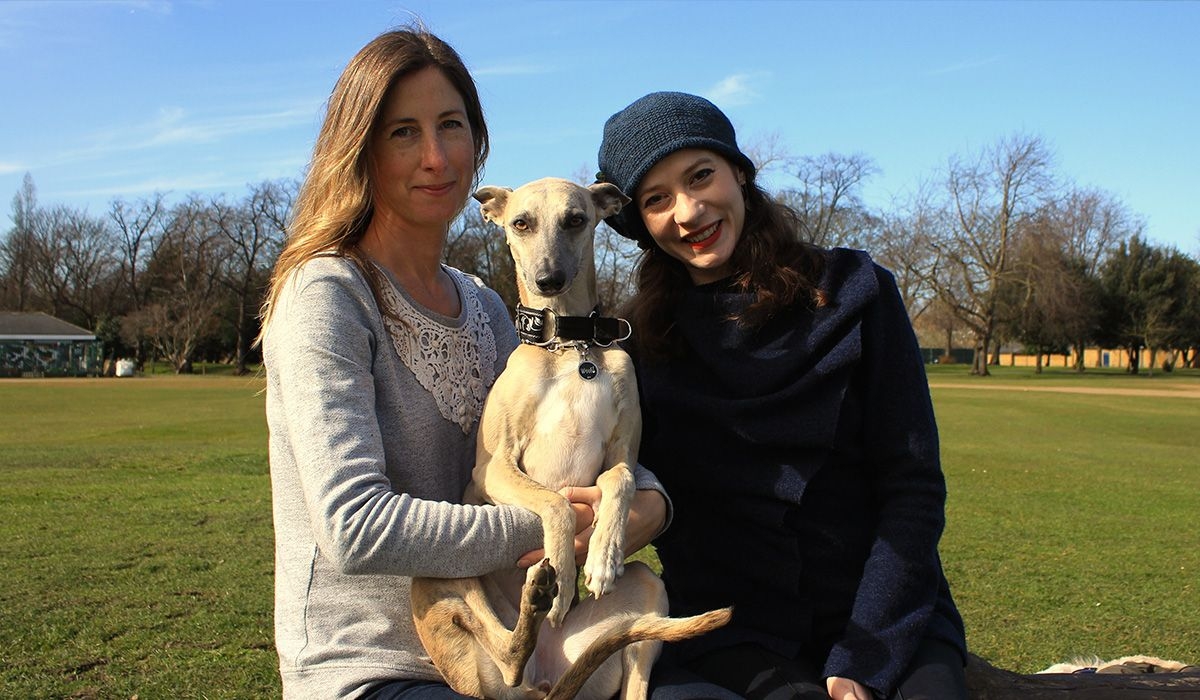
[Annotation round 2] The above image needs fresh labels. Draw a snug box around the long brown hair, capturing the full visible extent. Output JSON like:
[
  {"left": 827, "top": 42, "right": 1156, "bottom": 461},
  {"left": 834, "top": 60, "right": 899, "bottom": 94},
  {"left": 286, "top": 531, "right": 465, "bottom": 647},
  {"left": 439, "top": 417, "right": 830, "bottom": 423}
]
[
  {"left": 621, "top": 173, "right": 826, "bottom": 362},
  {"left": 258, "top": 27, "right": 489, "bottom": 339}
]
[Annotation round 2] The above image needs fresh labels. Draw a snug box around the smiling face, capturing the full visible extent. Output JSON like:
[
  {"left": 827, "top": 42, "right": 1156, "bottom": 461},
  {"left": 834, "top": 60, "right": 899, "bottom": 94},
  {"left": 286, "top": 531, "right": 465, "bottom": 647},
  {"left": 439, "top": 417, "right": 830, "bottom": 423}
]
[
  {"left": 367, "top": 66, "right": 476, "bottom": 238},
  {"left": 636, "top": 148, "right": 747, "bottom": 285}
]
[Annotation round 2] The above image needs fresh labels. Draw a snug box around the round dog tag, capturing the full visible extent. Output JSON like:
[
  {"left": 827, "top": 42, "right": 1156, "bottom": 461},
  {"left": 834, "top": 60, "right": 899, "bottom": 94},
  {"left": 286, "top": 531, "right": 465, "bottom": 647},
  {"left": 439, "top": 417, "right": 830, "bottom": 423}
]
[{"left": 578, "top": 360, "right": 598, "bottom": 380}]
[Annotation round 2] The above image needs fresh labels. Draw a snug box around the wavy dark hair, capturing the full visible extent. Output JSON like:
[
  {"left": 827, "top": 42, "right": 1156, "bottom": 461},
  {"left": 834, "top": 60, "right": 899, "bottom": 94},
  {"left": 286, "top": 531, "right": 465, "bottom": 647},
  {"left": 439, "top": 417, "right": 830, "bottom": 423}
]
[{"left": 620, "top": 173, "right": 826, "bottom": 362}]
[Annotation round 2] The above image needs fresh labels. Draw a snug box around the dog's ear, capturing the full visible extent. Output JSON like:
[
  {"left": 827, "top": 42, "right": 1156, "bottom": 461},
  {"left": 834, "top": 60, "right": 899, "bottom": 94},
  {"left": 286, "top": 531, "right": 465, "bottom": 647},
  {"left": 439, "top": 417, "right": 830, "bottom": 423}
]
[
  {"left": 473, "top": 186, "right": 512, "bottom": 225},
  {"left": 588, "top": 182, "right": 631, "bottom": 220}
]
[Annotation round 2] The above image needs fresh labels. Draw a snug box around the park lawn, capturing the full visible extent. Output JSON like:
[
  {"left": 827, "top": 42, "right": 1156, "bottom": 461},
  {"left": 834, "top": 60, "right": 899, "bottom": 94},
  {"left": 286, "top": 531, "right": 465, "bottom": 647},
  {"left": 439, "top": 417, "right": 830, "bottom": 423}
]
[
  {"left": 929, "top": 368, "right": 1200, "bottom": 672},
  {"left": 0, "top": 368, "right": 1197, "bottom": 697},
  {"left": 0, "top": 376, "right": 277, "bottom": 699}
]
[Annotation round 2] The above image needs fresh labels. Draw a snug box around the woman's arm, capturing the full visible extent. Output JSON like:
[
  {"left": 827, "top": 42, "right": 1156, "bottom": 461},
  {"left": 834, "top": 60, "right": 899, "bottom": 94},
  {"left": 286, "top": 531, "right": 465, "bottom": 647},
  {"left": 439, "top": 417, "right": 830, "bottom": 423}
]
[
  {"left": 515, "top": 471, "right": 671, "bottom": 568},
  {"left": 268, "top": 260, "right": 542, "bottom": 578},
  {"left": 821, "top": 263, "right": 951, "bottom": 694}
]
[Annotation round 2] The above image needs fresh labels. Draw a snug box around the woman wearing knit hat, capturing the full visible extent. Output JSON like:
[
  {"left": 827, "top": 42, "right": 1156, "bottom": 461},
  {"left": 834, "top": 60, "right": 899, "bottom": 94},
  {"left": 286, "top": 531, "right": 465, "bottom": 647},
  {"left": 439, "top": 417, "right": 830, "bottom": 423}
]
[{"left": 596, "top": 92, "right": 968, "bottom": 700}]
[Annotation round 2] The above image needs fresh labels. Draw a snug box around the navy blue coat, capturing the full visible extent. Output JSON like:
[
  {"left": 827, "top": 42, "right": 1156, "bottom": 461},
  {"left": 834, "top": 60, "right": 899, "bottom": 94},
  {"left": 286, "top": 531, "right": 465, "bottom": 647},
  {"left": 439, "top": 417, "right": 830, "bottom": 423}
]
[{"left": 633, "top": 248, "right": 966, "bottom": 696}]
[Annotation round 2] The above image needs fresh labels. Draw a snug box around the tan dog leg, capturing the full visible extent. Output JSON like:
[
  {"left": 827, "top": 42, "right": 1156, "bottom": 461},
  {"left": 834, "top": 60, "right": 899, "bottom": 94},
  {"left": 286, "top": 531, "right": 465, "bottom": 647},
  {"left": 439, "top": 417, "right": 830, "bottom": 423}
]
[
  {"left": 474, "top": 432, "right": 578, "bottom": 627},
  {"left": 614, "top": 564, "right": 669, "bottom": 700},
  {"left": 542, "top": 563, "right": 732, "bottom": 700},
  {"left": 412, "top": 560, "right": 558, "bottom": 696},
  {"left": 582, "top": 463, "right": 634, "bottom": 598}
]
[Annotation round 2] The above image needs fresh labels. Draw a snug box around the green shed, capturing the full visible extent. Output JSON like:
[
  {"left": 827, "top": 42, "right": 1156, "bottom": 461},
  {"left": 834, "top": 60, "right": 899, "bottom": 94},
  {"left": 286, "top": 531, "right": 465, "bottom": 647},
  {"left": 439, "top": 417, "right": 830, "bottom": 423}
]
[{"left": 0, "top": 312, "right": 102, "bottom": 377}]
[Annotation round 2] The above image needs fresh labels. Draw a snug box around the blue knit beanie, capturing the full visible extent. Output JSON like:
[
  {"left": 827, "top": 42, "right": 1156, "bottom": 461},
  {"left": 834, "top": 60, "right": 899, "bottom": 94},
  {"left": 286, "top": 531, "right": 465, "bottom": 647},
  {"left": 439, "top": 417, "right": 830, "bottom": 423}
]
[{"left": 596, "top": 91, "right": 756, "bottom": 246}]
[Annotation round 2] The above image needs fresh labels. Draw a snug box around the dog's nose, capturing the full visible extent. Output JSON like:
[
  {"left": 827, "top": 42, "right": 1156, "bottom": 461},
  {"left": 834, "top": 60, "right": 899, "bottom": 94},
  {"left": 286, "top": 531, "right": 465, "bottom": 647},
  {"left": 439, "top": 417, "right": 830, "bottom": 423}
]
[{"left": 535, "top": 271, "right": 566, "bottom": 294}]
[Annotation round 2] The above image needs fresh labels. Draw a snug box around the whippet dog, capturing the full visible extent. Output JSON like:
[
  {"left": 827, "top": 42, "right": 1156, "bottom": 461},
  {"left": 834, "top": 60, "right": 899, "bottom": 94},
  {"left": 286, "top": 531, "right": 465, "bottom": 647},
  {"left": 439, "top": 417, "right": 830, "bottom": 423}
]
[{"left": 410, "top": 178, "right": 730, "bottom": 700}]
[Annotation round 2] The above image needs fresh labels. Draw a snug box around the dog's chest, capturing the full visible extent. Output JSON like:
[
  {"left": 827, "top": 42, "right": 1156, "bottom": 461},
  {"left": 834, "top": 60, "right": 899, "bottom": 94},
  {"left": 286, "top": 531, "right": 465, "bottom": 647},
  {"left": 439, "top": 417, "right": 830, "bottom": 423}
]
[{"left": 520, "top": 356, "right": 620, "bottom": 489}]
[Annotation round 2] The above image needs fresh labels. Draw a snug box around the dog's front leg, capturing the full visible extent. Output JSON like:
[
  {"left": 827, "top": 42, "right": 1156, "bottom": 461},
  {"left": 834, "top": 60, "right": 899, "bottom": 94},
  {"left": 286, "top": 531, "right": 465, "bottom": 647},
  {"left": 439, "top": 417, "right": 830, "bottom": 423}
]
[
  {"left": 583, "top": 462, "right": 635, "bottom": 598},
  {"left": 476, "top": 453, "right": 577, "bottom": 627}
]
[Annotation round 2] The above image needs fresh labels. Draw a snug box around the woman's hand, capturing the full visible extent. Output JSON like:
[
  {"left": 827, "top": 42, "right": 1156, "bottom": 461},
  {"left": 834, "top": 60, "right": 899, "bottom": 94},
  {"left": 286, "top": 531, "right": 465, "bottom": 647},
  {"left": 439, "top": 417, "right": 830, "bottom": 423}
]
[
  {"left": 516, "top": 498, "right": 594, "bottom": 568},
  {"left": 826, "top": 676, "right": 872, "bottom": 700},
  {"left": 621, "top": 486, "right": 667, "bottom": 554},
  {"left": 516, "top": 485, "right": 666, "bottom": 567}
]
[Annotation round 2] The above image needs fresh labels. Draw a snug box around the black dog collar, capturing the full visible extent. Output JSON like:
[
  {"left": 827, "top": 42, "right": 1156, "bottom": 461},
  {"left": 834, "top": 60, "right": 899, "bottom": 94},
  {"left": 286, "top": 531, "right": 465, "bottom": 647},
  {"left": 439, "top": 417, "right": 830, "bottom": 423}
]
[
  {"left": 514, "top": 304, "right": 630, "bottom": 347},
  {"left": 514, "top": 305, "right": 632, "bottom": 381}
]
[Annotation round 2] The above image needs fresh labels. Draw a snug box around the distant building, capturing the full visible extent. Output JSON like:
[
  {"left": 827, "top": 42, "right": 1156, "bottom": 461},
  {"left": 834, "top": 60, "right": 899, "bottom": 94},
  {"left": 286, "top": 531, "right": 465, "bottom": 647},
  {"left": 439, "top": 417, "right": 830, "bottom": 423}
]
[{"left": 0, "top": 312, "right": 102, "bottom": 377}]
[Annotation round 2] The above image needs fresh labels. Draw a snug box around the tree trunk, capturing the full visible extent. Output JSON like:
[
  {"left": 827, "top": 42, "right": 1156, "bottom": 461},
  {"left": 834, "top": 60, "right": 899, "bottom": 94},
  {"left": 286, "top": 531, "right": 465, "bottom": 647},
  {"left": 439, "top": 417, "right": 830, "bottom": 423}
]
[
  {"left": 235, "top": 299, "right": 250, "bottom": 376},
  {"left": 972, "top": 335, "right": 990, "bottom": 376}
]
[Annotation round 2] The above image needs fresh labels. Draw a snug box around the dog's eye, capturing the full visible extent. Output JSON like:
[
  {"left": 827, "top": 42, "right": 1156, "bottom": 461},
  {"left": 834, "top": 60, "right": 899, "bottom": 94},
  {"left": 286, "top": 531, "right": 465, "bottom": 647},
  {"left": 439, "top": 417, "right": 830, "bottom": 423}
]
[
  {"left": 511, "top": 218, "right": 529, "bottom": 231},
  {"left": 566, "top": 214, "right": 586, "bottom": 228}
]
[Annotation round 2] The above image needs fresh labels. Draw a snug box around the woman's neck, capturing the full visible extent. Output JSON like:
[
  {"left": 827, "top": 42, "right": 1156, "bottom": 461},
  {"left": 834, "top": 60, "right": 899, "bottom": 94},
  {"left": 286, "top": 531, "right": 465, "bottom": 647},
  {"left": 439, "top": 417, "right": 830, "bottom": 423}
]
[{"left": 358, "top": 220, "right": 460, "bottom": 317}]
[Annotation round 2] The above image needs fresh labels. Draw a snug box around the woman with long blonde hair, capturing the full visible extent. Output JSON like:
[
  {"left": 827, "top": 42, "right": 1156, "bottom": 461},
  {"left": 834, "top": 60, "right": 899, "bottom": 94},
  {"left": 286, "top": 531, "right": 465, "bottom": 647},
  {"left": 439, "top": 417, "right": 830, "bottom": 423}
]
[
  {"left": 260, "top": 27, "right": 669, "bottom": 699},
  {"left": 259, "top": 26, "right": 488, "bottom": 330}
]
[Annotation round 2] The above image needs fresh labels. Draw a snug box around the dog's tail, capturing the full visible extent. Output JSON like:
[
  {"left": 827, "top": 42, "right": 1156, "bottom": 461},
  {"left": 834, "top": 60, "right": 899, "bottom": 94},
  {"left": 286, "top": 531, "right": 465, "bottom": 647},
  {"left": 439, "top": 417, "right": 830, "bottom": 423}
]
[{"left": 544, "top": 607, "right": 732, "bottom": 700}]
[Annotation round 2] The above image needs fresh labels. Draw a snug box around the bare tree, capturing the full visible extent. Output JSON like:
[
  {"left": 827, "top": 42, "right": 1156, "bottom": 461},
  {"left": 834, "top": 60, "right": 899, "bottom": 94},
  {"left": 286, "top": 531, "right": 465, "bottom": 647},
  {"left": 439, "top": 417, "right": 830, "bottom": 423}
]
[
  {"left": 109, "top": 193, "right": 168, "bottom": 367},
  {"left": 741, "top": 130, "right": 795, "bottom": 175},
  {"left": 0, "top": 174, "right": 41, "bottom": 311},
  {"left": 594, "top": 221, "right": 641, "bottom": 313},
  {"left": 11, "top": 201, "right": 117, "bottom": 329},
  {"left": 925, "top": 134, "right": 1055, "bottom": 375},
  {"left": 210, "top": 180, "right": 292, "bottom": 374},
  {"left": 54, "top": 207, "right": 118, "bottom": 329},
  {"left": 444, "top": 206, "right": 517, "bottom": 312},
  {"left": 123, "top": 198, "right": 223, "bottom": 373},
  {"left": 110, "top": 193, "right": 167, "bottom": 314},
  {"left": 776, "top": 152, "right": 880, "bottom": 248},
  {"left": 874, "top": 183, "right": 941, "bottom": 322},
  {"left": 999, "top": 213, "right": 1094, "bottom": 373},
  {"left": 915, "top": 297, "right": 970, "bottom": 364},
  {"left": 1050, "top": 187, "right": 1143, "bottom": 369}
]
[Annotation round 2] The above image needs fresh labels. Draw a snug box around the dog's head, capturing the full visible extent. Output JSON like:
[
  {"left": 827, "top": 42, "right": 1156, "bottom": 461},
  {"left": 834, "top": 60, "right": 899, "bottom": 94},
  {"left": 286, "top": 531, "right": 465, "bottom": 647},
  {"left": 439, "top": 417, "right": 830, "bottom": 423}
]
[{"left": 473, "top": 178, "right": 629, "bottom": 300}]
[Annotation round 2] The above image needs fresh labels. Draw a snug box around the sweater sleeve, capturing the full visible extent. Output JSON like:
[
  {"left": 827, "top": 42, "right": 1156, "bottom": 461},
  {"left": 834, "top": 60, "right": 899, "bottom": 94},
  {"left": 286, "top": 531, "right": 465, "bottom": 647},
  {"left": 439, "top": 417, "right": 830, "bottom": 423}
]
[
  {"left": 821, "top": 264, "right": 949, "bottom": 695},
  {"left": 267, "top": 260, "right": 542, "bottom": 579}
]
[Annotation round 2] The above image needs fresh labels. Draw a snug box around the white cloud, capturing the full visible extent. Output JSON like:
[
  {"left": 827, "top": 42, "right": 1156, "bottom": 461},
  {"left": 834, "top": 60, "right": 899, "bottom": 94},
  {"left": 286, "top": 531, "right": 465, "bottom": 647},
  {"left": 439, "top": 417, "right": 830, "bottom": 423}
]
[
  {"left": 140, "top": 104, "right": 317, "bottom": 148},
  {"left": 703, "top": 73, "right": 764, "bottom": 107},
  {"left": 0, "top": 161, "right": 26, "bottom": 175}
]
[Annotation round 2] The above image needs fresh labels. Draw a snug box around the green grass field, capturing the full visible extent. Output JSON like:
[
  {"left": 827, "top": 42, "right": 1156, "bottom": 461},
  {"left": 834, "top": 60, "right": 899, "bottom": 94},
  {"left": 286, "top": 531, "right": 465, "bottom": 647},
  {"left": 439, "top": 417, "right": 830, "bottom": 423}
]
[{"left": 1, "top": 366, "right": 1197, "bottom": 697}]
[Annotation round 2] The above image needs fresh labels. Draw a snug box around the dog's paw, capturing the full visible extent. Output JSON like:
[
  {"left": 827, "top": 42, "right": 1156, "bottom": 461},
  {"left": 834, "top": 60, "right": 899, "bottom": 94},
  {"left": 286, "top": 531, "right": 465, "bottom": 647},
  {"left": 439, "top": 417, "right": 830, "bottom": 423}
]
[
  {"left": 523, "top": 558, "right": 558, "bottom": 616},
  {"left": 582, "top": 549, "right": 625, "bottom": 598}
]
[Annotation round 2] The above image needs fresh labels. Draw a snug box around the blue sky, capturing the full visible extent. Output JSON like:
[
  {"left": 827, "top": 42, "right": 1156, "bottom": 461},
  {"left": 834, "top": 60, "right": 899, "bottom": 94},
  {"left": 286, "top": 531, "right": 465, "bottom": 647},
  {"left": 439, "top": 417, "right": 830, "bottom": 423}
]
[{"left": 1, "top": 0, "right": 1197, "bottom": 252}]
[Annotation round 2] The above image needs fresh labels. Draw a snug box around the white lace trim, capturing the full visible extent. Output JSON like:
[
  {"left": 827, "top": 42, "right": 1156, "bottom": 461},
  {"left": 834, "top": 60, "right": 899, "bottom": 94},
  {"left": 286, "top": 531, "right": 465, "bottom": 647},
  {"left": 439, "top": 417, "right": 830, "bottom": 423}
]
[{"left": 374, "top": 265, "right": 497, "bottom": 434}]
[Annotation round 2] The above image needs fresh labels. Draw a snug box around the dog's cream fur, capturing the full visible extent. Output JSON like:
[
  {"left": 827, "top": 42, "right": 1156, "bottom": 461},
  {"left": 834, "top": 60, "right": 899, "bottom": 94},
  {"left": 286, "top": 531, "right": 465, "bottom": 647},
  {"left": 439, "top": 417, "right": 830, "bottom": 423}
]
[
  {"left": 1039, "top": 655, "right": 1192, "bottom": 674},
  {"left": 410, "top": 178, "right": 730, "bottom": 700}
]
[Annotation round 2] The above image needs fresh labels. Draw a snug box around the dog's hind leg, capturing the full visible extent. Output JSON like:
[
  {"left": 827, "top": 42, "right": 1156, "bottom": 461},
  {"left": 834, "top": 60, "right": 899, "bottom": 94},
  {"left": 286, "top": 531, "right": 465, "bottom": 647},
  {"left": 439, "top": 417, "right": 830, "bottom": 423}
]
[
  {"left": 500, "top": 559, "right": 559, "bottom": 678},
  {"left": 412, "top": 562, "right": 557, "bottom": 694},
  {"left": 614, "top": 562, "right": 667, "bottom": 700},
  {"left": 618, "top": 639, "right": 661, "bottom": 700},
  {"left": 546, "top": 563, "right": 732, "bottom": 700}
]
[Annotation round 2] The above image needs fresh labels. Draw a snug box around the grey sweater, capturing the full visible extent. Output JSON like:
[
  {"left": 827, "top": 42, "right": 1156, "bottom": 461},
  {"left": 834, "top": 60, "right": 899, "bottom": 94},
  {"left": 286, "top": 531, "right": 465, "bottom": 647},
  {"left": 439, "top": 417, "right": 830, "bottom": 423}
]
[{"left": 264, "top": 255, "right": 662, "bottom": 698}]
